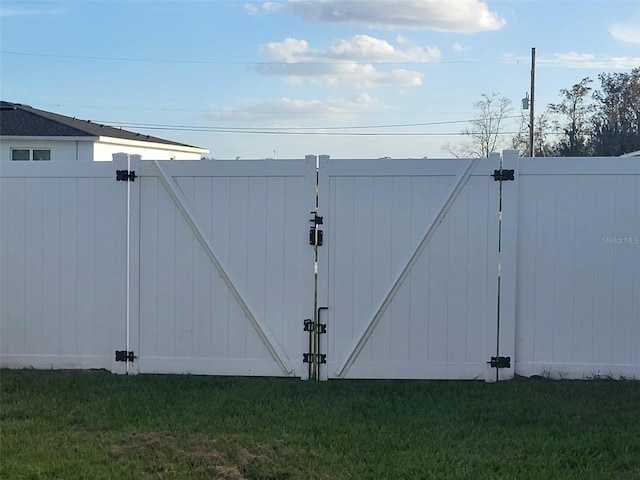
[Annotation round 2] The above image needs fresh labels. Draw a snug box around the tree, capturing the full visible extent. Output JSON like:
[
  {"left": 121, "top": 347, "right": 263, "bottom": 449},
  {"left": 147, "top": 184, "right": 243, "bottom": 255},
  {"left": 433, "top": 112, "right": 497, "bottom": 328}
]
[
  {"left": 548, "top": 77, "right": 595, "bottom": 156},
  {"left": 590, "top": 67, "right": 640, "bottom": 156},
  {"left": 511, "top": 110, "right": 554, "bottom": 157},
  {"left": 443, "top": 93, "right": 513, "bottom": 158}
]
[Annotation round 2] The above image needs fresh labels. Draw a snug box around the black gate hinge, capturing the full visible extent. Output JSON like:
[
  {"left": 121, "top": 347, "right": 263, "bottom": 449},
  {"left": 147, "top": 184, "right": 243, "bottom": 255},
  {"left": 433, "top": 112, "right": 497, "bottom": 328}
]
[
  {"left": 115, "top": 350, "right": 137, "bottom": 362},
  {"left": 492, "top": 169, "right": 515, "bottom": 182},
  {"left": 116, "top": 170, "right": 137, "bottom": 182},
  {"left": 488, "top": 356, "right": 511, "bottom": 368},
  {"left": 303, "top": 353, "right": 327, "bottom": 364}
]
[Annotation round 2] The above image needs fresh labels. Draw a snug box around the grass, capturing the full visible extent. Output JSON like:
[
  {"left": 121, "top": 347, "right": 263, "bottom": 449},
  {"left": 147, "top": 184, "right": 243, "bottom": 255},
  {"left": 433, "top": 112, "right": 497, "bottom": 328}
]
[{"left": 1, "top": 370, "right": 639, "bottom": 479}]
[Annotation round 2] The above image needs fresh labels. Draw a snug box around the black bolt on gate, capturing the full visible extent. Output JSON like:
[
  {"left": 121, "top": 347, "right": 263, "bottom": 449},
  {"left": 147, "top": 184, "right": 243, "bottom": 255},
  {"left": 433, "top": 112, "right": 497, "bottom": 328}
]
[
  {"left": 303, "top": 353, "right": 327, "bottom": 364},
  {"left": 315, "top": 307, "right": 328, "bottom": 380},
  {"left": 303, "top": 308, "right": 328, "bottom": 380},
  {"left": 303, "top": 318, "right": 314, "bottom": 379}
]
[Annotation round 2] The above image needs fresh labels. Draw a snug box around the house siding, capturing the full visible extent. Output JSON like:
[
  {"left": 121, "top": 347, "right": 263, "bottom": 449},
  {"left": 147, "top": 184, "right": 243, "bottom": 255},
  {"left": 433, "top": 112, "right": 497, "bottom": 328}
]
[
  {"left": 1, "top": 139, "right": 205, "bottom": 162},
  {"left": 93, "top": 141, "right": 203, "bottom": 161},
  {"left": 0, "top": 139, "right": 95, "bottom": 162}
]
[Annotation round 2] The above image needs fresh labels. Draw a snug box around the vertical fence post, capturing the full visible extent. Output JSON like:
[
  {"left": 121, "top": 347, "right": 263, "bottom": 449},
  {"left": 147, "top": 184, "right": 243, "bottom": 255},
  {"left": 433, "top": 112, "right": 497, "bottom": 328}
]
[
  {"left": 301, "top": 154, "right": 318, "bottom": 381},
  {"left": 316, "top": 155, "right": 330, "bottom": 381},
  {"left": 127, "top": 155, "right": 141, "bottom": 374},
  {"left": 111, "top": 153, "right": 130, "bottom": 374},
  {"left": 498, "top": 149, "right": 520, "bottom": 380},
  {"left": 110, "top": 153, "right": 141, "bottom": 375}
]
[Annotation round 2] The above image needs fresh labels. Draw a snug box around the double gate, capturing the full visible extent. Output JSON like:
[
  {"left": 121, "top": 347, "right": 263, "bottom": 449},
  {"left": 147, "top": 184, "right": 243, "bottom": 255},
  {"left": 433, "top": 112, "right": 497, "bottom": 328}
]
[{"left": 116, "top": 152, "right": 510, "bottom": 381}]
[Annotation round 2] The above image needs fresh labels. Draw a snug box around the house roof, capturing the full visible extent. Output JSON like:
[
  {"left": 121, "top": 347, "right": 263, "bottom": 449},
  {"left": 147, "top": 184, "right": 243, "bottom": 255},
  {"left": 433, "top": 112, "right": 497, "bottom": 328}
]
[
  {"left": 621, "top": 150, "right": 640, "bottom": 157},
  {"left": 0, "top": 101, "right": 202, "bottom": 149}
]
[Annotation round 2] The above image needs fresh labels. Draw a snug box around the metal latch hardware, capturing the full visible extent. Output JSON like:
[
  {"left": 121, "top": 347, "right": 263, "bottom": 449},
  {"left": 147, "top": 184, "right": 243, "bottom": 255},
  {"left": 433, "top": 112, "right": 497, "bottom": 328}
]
[
  {"left": 309, "top": 211, "right": 324, "bottom": 246},
  {"left": 303, "top": 319, "right": 327, "bottom": 334},
  {"left": 303, "top": 353, "right": 327, "bottom": 364}
]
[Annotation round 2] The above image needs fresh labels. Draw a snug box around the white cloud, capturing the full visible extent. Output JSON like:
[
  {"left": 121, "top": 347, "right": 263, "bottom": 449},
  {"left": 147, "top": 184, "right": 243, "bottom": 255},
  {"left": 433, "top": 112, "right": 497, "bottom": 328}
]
[
  {"left": 257, "top": 35, "right": 439, "bottom": 87},
  {"left": 245, "top": 2, "right": 282, "bottom": 15},
  {"left": 244, "top": 3, "right": 259, "bottom": 15},
  {"left": 396, "top": 34, "right": 408, "bottom": 45},
  {"left": 284, "top": 0, "right": 505, "bottom": 32},
  {"left": 610, "top": 22, "right": 640, "bottom": 45},
  {"left": 209, "top": 93, "right": 380, "bottom": 123},
  {"left": 504, "top": 52, "right": 640, "bottom": 70},
  {"left": 262, "top": 2, "right": 282, "bottom": 13},
  {"left": 452, "top": 43, "right": 470, "bottom": 52}
]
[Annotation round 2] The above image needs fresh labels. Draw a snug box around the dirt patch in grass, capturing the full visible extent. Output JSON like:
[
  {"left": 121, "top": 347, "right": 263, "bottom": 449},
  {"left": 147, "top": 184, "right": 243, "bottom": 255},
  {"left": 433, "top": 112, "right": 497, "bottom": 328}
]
[
  {"left": 208, "top": 466, "right": 245, "bottom": 480},
  {"left": 106, "top": 431, "right": 288, "bottom": 479}
]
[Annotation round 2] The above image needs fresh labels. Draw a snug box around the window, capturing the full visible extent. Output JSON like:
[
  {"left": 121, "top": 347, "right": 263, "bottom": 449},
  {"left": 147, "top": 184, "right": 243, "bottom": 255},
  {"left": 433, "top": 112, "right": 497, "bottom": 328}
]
[
  {"left": 33, "top": 149, "right": 51, "bottom": 161},
  {"left": 11, "top": 149, "right": 30, "bottom": 161},
  {"left": 11, "top": 148, "right": 51, "bottom": 161}
]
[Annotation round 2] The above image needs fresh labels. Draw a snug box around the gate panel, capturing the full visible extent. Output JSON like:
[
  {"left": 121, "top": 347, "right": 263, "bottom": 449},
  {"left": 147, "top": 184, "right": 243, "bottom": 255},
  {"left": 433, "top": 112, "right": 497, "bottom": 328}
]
[
  {"left": 318, "top": 156, "right": 500, "bottom": 380},
  {"left": 135, "top": 159, "right": 316, "bottom": 377}
]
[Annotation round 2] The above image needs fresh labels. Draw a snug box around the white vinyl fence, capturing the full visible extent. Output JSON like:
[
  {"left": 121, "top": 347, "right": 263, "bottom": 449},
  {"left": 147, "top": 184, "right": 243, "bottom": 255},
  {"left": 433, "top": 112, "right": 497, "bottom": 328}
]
[
  {"left": 1, "top": 151, "right": 638, "bottom": 380},
  {"left": 502, "top": 154, "right": 640, "bottom": 379},
  {"left": 0, "top": 161, "right": 129, "bottom": 373}
]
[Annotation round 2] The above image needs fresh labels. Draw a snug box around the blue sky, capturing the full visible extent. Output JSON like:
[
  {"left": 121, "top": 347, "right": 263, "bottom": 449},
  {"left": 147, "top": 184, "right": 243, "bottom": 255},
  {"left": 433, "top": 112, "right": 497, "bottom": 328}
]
[{"left": 1, "top": 0, "right": 639, "bottom": 159}]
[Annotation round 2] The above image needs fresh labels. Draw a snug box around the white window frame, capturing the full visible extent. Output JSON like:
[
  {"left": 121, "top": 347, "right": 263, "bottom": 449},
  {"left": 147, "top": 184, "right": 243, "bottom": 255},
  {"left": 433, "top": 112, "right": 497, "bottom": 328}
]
[{"left": 11, "top": 148, "right": 51, "bottom": 161}]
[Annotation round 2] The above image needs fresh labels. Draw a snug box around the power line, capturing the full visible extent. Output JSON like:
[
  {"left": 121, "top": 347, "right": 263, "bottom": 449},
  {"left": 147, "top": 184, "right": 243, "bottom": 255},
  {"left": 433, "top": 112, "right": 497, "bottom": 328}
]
[
  {"left": 92, "top": 121, "right": 526, "bottom": 137},
  {"left": 0, "top": 49, "right": 514, "bottom": 66},
  {"left": 31, "top": 102, "right": 481, "bottom": 116},
  {"left": 96, "top": 116, "right": 522, "bottom": 132}
]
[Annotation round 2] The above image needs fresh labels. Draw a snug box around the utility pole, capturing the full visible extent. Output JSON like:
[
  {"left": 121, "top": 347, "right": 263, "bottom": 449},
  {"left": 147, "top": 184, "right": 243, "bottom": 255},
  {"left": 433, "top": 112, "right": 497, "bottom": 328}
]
[{"left": 529, "top": 47, "right": 536, "bottom": 157}]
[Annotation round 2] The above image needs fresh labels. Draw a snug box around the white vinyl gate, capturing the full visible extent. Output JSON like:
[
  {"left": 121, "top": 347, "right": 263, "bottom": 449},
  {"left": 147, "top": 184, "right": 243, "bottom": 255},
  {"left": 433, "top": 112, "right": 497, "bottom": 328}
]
[
  {"left": 316, "top": 154, "right": 504, "bottom": 381},
  {"left": 2, "top": 151, "right": 638, "bottom": 380},
  {"left": 131, "top": 156, "right": 317, "bottom": 377}
]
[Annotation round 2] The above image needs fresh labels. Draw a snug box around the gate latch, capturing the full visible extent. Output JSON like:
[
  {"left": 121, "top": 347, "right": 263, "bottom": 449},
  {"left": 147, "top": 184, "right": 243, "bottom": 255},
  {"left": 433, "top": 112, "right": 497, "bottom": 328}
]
[
  {"left": 488, "top": 356, "right": 511, "bottom": 368},
  {"left": 309, "top": 212, "right": 323, "bottom": 246},
  {"left": 303, "top": 353, "right": 327, "bottom": 364}
]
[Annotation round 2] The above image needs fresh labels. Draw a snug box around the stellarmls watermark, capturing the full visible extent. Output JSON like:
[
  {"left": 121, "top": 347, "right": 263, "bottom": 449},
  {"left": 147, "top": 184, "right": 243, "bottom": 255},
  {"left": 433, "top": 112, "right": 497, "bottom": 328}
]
[{"left": 602, "top": 236, "right": 639, "bottom": 245}]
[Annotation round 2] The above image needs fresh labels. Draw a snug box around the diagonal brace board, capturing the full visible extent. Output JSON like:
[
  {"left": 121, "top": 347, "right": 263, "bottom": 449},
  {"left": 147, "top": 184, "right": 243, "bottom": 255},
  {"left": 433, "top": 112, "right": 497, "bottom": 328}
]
[
  {"left": 152, "top": 161, "right": 293, "bottom": 376},
  {"left": 334, "top": 158, "right": 481, "bottom": 378}
]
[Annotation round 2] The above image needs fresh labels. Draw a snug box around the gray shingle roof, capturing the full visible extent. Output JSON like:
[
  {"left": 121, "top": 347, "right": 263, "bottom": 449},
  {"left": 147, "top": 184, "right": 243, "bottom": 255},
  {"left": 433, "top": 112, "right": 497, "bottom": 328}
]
[{"left": 0, "top": 101, "right": 201, "bottom": 148}]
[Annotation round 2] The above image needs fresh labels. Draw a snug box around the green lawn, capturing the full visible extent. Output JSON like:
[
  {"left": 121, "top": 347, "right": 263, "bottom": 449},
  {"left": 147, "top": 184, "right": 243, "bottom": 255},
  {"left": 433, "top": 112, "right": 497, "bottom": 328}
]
[{"left": 1, "top": 369, "right": 639, "bottom": 479}]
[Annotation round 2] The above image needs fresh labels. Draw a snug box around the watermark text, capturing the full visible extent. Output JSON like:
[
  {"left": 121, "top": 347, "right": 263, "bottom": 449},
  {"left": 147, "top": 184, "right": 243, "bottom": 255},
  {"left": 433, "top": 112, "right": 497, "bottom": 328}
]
[{"left": 602, "top": 236, "right": 639, "bottom": 245}]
